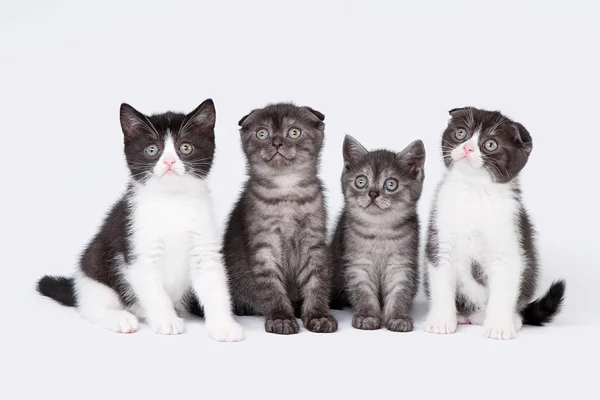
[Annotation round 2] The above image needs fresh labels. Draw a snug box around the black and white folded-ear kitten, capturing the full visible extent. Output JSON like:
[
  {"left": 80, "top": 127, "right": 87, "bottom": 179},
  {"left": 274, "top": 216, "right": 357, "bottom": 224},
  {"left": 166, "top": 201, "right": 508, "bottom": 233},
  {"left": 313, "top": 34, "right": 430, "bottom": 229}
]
[
  {"left": 423, "top": 106, "right": 566, "bottom": 340},
  {"left": 222, "top": 103, "right": 338, "bottom": 335},
  {"left": 36, "top": 100, "right": 243, "bottom": 341},
  {"left": 330, "top": 135, "right": 425, "bottom": 331}
]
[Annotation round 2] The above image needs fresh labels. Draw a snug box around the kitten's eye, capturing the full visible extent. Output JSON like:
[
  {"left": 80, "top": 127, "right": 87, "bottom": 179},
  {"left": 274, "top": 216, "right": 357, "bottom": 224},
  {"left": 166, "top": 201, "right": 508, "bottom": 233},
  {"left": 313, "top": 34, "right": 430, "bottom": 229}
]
[
  {"left": 384, "top": 178, "right": 398, "bottom": 192},
  {"left": 288, "top": 128, "right": 302, "bottom": 139},
  {"left": 145, "top": 144, "right": 159, "bottom": 157},
  {"left": 355, "top": 175, "right": 368, "bottom": 188},
  {"left": 483, "top": 139, "right": 498, "bottom": 152},
  {"left": 256, "top": 129, "right": 270, "bottom": 140},
  {"left": 454, "top": 129, "right": 468, "bottom": 141},
  {"left": 179, "top": 143, "right": 193, "bottom": 155}
]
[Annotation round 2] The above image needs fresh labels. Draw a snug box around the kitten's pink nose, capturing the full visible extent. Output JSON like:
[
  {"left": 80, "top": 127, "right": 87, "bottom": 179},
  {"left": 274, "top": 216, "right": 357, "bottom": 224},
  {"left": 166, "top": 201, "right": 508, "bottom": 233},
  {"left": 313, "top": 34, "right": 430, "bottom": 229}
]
[
  {"left": 164, "top": 160, "right": 176, "bottom": 168},
  {"left": 463, "top": 145, "right": 474, "bottom": 154}
]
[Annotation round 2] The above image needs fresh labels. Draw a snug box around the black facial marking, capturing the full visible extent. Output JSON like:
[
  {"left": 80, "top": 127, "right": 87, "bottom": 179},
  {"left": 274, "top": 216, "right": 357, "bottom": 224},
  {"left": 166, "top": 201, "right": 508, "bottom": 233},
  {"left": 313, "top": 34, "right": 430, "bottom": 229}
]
[
  {"left": 120, "top": 100, "right": 216, "bottom": 182},
  {"left": 441, "top": 106, "right": 533, "bottom": 183}
]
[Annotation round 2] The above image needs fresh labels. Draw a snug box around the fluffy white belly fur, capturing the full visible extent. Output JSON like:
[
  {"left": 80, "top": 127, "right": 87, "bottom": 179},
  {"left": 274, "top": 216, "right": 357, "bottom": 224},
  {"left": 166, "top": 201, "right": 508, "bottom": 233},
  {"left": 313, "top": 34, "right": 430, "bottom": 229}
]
[
  {"left": 427, "top": 170, "right": 525, "bottom": 335},
  {"left": 126, "top": 178, "right": 219, "bottom": 303}
]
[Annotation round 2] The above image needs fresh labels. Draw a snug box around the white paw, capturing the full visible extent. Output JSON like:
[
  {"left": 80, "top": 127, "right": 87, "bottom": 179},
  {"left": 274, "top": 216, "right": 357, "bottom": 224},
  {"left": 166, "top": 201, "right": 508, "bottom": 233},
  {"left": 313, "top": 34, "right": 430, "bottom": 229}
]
[
  {"left": 514, "top": 313, "right": 523, "bottom": 331},
  {"left": 151, "top": 314, "right": 185, "bottom": 335},
  {"left": 483, "top": 316, "right": 517, "bottom": 340},
  {"left": 207, "top": 319, "right": 244, "bottom": 342},
  {"left": 424, "top": 313, "right": 457, "bottom": 334},
  {"left": 98, "top": 310, "right": 139, "bottom": 334}
]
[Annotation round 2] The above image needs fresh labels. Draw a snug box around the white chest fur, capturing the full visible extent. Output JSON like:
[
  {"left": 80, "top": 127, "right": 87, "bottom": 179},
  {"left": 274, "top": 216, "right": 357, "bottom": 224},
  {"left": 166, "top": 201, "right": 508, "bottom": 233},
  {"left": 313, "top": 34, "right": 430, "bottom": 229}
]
[
  {"left": 435, "top": 169, "right": 521, "bottom": 264},
  {"left": 128, "top": 177, "right": 218, "bottom": 302}
]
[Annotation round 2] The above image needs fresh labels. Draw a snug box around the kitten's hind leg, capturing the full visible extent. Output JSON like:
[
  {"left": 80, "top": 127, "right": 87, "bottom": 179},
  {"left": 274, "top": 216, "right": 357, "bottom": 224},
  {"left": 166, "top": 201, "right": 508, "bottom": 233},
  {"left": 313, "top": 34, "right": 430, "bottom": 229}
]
[
  {"left": 74, "top": 273, "right": 138, "bottom": 334},
  {"left": 461, "top": 310, "right": 522, "bottom": 331},
  {"left": 459, "top": 309, "right": 486, "bottom": 325}
]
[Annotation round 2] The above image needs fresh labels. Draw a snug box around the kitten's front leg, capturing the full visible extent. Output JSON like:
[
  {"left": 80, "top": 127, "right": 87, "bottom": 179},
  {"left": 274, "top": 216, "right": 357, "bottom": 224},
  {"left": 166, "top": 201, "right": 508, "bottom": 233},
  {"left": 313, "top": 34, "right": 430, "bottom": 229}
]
[
  {"left": 126, "top": 249, "right": 184, "bottom": 335},
  {"left": 424, "top": 247, "right": 458, "bottom": 334},
  {"left": 251, "top": 241, "right": 298, "bottom": 335},
  {"left": 382, "top": 258, "right": 418, "bottom": 332},
  {"left": 189, "top": 235, "right": 243, "bottom": 342},
  {"left": 297, "top": 244, "right": 338, "bottom": 333},
  {"left": 482, "top": 255, "right": 523, "bottom": 340},
  {"left": 346, "top": 262, "right": 382, "bottom": 330}
]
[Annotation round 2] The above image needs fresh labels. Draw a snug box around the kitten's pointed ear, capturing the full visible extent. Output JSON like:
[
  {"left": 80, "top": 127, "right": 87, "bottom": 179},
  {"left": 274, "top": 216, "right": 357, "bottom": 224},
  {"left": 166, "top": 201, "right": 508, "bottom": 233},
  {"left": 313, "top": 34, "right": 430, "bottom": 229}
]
[
  {"left": 513, "top": 122, "right": 533, "bottom": 155},
  {"left": 302, "top": 106, "right": 325, "bottom": 122},
  {"left": 120, "top": 103, "right": 151, "bottom": 142},
  {"left": 343, "top": 135, "right": 368, "bottom": 170},
  {"left": 182, "top": 99, "right": 216, "bottom": 137},
  {"left": 397, "top": 140, "right": 426, "bottom": 181}
]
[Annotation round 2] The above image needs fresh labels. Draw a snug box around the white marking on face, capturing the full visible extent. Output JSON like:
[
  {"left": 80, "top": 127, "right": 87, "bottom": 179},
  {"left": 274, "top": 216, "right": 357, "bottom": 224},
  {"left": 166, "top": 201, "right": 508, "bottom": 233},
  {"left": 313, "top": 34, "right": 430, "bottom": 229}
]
[
  {"left": 153, "top": 134, "right": 185, "bottom": 178},
  {"left": 451, "top": 131, "right": 484, "bottom": 170}
]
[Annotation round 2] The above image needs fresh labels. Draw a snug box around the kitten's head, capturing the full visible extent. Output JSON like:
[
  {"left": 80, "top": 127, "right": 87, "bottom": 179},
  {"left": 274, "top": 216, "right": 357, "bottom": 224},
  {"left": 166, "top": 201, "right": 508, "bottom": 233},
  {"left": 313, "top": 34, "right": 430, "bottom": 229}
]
[
  {"left": 119, "top": 99, "right": 216, "bottom": 183},
  {"left": 342, "top": 135, "right": 425, "bottom": 218},
  {"left": 237, "top": 103, "right": 325, "bottom": 175},
  {"left": 442, "top": 107, "right": 532, "bottom": 183}
]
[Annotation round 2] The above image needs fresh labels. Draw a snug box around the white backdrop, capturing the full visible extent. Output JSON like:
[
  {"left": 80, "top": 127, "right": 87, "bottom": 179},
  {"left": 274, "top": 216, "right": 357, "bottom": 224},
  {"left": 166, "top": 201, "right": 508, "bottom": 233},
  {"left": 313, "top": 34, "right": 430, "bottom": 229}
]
[{"left": 1, "top": 1, "right": 598, "bottom": 399}]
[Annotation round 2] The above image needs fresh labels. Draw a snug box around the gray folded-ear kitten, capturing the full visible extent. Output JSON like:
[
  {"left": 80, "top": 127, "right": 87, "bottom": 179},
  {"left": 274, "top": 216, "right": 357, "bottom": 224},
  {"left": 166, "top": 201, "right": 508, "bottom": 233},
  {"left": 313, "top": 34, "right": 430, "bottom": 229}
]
[
  {"left": 330, "top": 135, "right": 425, "bottom": 331},
  {"left": 222, "top": 103, "right": 337, "bottom": 335}
]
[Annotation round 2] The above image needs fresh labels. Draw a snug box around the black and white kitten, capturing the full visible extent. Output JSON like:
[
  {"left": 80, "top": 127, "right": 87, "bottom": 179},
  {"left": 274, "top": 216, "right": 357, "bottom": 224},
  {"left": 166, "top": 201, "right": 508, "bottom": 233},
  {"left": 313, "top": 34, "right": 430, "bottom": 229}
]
[
  {"left": 330, "top": 135, "right": 425, "bottom": 331},
  {"left": 37, "top": 100, "right": 243, "bottom": 341},
  {"left": 424, "top": 107, "right": 566, "bottom": 340},
  {"left": 222, "top": 103, "right": 338, "bottom": 335}
]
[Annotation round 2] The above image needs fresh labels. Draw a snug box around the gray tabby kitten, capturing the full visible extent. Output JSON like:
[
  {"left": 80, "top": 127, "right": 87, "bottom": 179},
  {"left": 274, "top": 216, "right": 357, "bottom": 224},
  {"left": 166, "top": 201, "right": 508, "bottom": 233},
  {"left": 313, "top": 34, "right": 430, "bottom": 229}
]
[
  {"left": 330, "top": 135, "right": 426, "bottom": 331},
  {"left": 222, "top": 103, "right": 338, "bottom": 334}
]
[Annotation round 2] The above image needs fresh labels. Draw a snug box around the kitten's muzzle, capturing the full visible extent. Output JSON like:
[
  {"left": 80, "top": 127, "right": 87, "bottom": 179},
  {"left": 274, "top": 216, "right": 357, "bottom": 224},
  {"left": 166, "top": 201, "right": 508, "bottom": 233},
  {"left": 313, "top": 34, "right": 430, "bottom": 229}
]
[
  {"left": 368, "top": 191, "right": 380, "bottom": 199},
  {"left": 268, "top": 151, "right": 290, "bottom": 161},
  {"left": 272, "top": 138, "right": 283, "bottom": 148},
  {"left": 366, "top": 201, "right": 381, "bottom": 209}
]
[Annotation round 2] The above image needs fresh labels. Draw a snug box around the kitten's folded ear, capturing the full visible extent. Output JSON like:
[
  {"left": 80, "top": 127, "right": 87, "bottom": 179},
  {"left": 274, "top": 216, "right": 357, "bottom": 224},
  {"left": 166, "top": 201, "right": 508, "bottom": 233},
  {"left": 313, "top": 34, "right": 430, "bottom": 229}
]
[
  {"left": 238, "top": 112, "right": 251, "bottom": 127},
  {"left": 397, "top": 140, "right": 426, "bottom": 181},
  {"left": 513, "top": 122, "right": 533, "bottom": 155},
  {"left": 120, "top": 103, "right": 153, "bottom": 142},
  {"left": 182, "top": 99, "right": 216, "bottom": 136},
  {"left": 343, "top": 135, "right": 368, "bottom": 170},
  {"left": 302, "top": 106, "right": 325, "bottom": 122},
  {"left": 449, "top": 107, "right": 469, "bottom": 116}
]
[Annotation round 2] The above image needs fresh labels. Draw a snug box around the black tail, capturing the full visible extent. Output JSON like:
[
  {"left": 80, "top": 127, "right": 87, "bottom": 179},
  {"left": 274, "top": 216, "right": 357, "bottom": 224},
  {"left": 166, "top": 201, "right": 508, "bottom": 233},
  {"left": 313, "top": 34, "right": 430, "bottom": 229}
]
[
  {"left": 520, "top": 280, "right": 566, "bottom": 326},
  {"left": 37, "top": 275, "right": 77, "bottom": 307}
]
